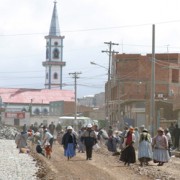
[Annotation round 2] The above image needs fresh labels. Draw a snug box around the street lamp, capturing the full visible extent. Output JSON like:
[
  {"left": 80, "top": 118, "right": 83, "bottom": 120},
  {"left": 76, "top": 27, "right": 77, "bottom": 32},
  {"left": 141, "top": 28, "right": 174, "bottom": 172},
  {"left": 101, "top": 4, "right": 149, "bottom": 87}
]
[
  {"left": 90, "top": 61, "right": 110, "bottom": 126},
  {"left": 90, "top": 61, "right": 110, "bottom": 84},
  {"left": 90, "top": 61, "right": 108, "bottom": 71}
]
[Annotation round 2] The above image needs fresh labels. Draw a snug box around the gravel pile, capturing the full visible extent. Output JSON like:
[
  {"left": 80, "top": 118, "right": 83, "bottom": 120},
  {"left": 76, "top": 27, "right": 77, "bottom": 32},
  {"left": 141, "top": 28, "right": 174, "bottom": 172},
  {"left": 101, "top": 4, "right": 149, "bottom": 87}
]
[{"left": 0, "top": 124, "right": 19, "bottom": 140}]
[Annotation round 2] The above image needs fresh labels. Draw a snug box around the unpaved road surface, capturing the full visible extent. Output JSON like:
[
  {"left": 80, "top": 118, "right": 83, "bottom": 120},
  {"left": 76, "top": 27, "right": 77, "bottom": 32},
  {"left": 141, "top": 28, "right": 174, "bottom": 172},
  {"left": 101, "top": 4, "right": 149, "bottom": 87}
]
[{"left": 32, "top": 143, "right": 180, "bottom": 180}]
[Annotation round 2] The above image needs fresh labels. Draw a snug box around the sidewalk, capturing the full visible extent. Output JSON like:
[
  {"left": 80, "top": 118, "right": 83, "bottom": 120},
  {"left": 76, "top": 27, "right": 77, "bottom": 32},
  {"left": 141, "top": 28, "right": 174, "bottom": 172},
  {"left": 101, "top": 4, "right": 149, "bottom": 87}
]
[{"left": 0, "top": 139, "right": 38, "bottom": 180}]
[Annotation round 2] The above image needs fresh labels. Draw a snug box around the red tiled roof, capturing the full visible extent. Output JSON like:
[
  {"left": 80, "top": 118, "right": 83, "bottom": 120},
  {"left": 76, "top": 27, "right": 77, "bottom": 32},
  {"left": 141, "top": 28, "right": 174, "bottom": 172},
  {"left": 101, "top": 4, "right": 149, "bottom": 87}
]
[{"left": 0, "top": 88, "right": 74, "bottom": 104}]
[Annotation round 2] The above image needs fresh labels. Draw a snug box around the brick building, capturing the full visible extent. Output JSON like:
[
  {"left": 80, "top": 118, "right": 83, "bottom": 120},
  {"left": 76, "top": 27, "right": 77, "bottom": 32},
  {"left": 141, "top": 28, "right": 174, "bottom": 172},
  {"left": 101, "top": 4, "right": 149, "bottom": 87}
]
[{"left": 106, "top": 53, "right": 180, "bottom": 132}]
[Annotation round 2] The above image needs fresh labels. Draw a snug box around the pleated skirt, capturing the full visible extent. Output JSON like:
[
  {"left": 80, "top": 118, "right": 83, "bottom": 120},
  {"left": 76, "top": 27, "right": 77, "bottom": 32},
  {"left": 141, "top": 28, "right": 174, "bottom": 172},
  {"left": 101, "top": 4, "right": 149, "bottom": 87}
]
[
  {"left": 64, "top": 143, "right": 76, "bottom": 157},
  {"left": 153, "top": 148, "right": 170, "bottom": 163},
  {"left": 138, "top": 140, "right": 152, "bottom": 161},
  {"left": 120, "top": 145, "right": 136, "bottom": 163}
]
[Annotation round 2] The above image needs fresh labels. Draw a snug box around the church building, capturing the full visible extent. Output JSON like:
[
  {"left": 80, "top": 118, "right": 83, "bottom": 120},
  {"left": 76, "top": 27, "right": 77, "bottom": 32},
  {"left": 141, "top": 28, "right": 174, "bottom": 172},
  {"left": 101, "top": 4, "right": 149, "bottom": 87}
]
[
  {"left": 43, "top": 1, "right": 66, "bottom": 89},
  {"left": 0, "top": 2, "right": 75, "bottom": 127}
]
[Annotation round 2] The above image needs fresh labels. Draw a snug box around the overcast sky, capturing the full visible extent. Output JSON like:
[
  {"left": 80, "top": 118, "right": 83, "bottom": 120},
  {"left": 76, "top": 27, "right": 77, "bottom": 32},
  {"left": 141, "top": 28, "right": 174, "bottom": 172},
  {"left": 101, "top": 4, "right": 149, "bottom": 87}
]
[{"left": 0, "top": 0, "right": 180, "bottom": 98}]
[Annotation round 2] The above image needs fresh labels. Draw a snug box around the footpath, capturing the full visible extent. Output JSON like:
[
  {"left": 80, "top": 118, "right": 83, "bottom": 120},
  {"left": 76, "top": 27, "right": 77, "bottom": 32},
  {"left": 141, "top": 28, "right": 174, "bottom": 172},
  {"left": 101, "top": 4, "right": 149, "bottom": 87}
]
[{"left": 0, "top": 139, "right": 38, "bottom": 180}]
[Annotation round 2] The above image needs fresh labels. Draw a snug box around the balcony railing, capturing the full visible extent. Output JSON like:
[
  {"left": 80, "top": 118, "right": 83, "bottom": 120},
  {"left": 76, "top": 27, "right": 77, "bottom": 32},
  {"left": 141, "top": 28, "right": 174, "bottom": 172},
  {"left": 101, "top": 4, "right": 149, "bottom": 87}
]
[{"left": 42, "top": 61, "right": 66, "bottom": 66}]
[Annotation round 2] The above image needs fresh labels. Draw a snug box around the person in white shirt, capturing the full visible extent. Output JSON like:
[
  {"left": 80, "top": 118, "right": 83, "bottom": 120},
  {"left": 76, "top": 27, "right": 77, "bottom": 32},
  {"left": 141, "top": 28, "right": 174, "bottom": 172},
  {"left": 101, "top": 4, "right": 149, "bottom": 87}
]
[
  {"left": 42, "top": 128, "right": 54, "bottom": 148},
  {"left": 164, "top": 128, "right": 172, "bottom": 157}
]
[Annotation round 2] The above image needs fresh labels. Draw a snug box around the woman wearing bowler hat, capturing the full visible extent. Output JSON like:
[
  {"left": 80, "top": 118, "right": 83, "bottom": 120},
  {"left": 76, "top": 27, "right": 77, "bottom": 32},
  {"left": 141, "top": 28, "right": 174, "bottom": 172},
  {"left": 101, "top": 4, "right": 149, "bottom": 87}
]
[
  {"left": 138, "top": 128, "right": 152, "bottom": 166},
  {"left": 120, "top": 126, "right": 136, "bottom": 166},
  {"left": 152, "top": 127, "right": 170, "bottom": 166},
  {"left": 62, "top": 126, "right": 77, "bottom": 160}
]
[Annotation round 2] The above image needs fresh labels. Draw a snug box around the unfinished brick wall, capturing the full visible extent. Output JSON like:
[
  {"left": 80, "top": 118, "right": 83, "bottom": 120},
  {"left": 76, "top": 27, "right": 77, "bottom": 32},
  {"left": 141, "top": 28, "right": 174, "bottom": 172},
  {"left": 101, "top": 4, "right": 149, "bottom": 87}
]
[{"left": 113, "top": 53, "right": 180, "bottom": 100}]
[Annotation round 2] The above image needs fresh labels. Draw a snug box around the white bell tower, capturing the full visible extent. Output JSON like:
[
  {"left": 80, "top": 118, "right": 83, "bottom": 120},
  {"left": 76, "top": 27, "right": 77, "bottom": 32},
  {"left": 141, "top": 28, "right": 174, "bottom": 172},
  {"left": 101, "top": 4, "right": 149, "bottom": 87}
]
[{"left": 43, "top": 1, "right": 65, "bottom": 89}]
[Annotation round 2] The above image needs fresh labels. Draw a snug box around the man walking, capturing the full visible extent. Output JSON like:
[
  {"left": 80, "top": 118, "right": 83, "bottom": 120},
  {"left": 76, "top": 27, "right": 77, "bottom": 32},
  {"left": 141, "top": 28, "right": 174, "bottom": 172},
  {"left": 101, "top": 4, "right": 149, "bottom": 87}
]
[
  {"left": 173, "top": 124, "right": 180, "bottom": 150},
  {"left": 49, "top": 122, "right": 55, "bottom": 135},
  {"left": 42, "top": 127, "right": 54, "bottom": 148},
  {"left": 81, "top": 124, "right": 97, "bottom": 160}
]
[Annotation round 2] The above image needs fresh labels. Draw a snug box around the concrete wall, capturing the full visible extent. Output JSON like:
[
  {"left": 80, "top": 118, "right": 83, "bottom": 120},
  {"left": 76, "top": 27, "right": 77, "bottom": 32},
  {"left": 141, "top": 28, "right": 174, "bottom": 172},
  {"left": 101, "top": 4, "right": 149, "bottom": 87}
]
[{"left": 1, "top": 112, "right": 60, "bottom": 127}]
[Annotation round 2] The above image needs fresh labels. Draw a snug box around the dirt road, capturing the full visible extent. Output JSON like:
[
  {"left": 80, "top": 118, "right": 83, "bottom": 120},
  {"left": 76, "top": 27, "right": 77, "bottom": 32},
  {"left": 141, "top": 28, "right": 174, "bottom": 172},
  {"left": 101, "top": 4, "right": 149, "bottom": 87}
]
[{"left": 32, "top": 143, "right": 180, "bottom": 180}]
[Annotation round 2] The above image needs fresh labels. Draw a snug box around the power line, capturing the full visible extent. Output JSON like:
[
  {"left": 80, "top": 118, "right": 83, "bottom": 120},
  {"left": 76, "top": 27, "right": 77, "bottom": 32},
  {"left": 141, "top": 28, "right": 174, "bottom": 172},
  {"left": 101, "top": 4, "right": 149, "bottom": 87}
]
[
  {"left": 0, "top": 19, "right": 180, "bottom": 37},
  {"left": 0, "top": 70, "right": 44, "bottom": 74}
]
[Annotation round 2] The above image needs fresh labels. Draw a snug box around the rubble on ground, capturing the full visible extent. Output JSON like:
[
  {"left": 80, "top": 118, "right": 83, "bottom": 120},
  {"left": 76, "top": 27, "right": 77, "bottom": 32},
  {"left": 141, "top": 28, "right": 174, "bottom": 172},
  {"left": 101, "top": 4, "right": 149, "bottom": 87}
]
[
  {"left": 0, "top": 123, "right": 19, "bottom": 140},
  {"left": 94, "top": 144, "right": 180, "bottom": 180}
]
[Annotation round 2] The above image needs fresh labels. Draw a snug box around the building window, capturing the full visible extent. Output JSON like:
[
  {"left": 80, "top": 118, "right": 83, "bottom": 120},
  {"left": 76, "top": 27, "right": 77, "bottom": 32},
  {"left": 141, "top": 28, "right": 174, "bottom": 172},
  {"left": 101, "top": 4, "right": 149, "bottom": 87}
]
[
  {"left": 42, "top": 108, "right": 48, "bottom": 115},
  {"left": 21, "top": 108, "right": 27, "bottom": 112},
  {"left": 54, "top": 72, "right": 58, "bottom": 79},
  {"left": 172, "top": 69, "right": 179, "bottom": 83},
  {"left": 34, "top": 108, "right": 40, "bottom": 115},
  {"left": 53, "top": 49, "right": 59, "bottom": 59},
  {"left": 46, "top": 73, "right": 48, "bottom": 79}
]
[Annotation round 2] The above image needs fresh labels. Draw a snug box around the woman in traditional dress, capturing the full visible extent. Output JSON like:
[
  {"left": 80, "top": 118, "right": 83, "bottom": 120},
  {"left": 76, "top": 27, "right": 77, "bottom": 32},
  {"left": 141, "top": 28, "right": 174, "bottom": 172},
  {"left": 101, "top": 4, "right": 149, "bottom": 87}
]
[
  {"left": 134, "top": 127, "right": 140, "bottom": 150},
  {"left": 62, "top": 126, "right": 77, "bottom": 160},
  {"left": 152, "top": 127, "right": 170, "bottom": 166},
  {"left": 120, "top": 127, "right": 136, "bottom": 166},
  {"left": 138, "top": 129, "right": 152, "bottom": 166},
  {"left": 77, "top": 127, "right": 85, "bottom": 153},
  {"left": 164, "top": 128, "right": 172, "bottom": 157}
]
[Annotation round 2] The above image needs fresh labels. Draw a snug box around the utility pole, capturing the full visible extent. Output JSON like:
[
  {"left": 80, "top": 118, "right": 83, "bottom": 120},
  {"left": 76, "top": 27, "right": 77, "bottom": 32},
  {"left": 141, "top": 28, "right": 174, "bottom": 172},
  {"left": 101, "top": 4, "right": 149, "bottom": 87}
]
[
  {"left": 102, "top": 41, "right": 119, "bottom": 82},
  {"left": 150, "top": 24, "right": 156, "bottom": 136},
  {"left": 69, "top": 72, "right": 81, "bottom": 129},
  {"left": 102, "top": 41, "right": 119, "bottom": 126}
]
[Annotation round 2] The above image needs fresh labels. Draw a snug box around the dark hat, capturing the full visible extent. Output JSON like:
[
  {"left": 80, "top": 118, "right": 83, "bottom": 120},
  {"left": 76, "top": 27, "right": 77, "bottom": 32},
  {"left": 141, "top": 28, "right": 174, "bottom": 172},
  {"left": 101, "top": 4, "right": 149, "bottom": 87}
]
[{"left": 142, "top": 128, "right": 148, "bottom": 133}]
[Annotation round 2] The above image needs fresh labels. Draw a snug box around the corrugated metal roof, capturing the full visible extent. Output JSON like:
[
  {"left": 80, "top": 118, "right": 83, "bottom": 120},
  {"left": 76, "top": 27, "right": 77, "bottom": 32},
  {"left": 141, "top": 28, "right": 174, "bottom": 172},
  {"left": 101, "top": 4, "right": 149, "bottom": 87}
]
[{"left": 0, "top": 88, "right": 74, "bottom": 104}]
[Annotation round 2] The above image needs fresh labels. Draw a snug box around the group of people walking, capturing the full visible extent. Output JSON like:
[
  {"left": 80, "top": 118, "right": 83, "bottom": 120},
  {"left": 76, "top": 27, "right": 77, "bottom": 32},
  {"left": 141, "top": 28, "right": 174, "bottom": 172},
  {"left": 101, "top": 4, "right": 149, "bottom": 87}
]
[
  {"left": 62, "top": 123, "right": 97, "bottom": 160},
  {"left": 117, "top": 125, "right": 171, "bottom": 166},
  {"left": 16, "top": 121, "right": 178, "bottom": 168},
  {"left": 60, "top": 122, "right": 176, "bottom": 167}
]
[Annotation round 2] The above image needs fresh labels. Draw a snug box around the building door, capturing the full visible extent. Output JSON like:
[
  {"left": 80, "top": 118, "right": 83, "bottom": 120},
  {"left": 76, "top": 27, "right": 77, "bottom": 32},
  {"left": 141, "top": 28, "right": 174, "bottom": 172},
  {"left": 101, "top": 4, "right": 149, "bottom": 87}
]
[
  {"left": 14, "top": 118, "right": 20, "bottom": 126},
  {"left": 136, "top": 113, "right": 146, "bottom": 128}
]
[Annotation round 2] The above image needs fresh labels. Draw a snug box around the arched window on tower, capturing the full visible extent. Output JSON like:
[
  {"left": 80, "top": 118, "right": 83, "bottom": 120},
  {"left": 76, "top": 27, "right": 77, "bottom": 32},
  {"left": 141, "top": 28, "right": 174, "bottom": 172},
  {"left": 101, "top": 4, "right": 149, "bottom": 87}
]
[
  {"left": 54, "top": 42, "right": 58, "bottom": 46},
  {"left": 46, "top": 73, "right": 48, "bottom": 79},
  {"left": 54, "top": 72, "right": 58, "bottom": 79},
  {"left": 46, "top": 48, "right": 49, "bottom": 59},
  {"left": 53, "top": 49, "right": 59, "bottom": 59}
]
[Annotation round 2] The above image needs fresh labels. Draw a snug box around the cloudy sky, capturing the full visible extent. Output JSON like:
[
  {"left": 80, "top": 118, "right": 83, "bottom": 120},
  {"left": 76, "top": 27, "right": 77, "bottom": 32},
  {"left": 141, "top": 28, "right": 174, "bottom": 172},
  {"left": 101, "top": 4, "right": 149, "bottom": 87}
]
[{"left": 0, "top": 0, "right": 180, "bottom": 97}]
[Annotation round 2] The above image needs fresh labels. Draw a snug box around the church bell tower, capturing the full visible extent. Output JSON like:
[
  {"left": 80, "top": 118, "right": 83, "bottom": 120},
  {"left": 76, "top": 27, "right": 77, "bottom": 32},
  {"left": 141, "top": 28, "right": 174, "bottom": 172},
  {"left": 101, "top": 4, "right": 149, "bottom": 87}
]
[{"left": 42, "top": 1, "right": 65, "bottom": 89}]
